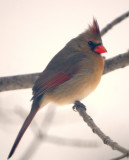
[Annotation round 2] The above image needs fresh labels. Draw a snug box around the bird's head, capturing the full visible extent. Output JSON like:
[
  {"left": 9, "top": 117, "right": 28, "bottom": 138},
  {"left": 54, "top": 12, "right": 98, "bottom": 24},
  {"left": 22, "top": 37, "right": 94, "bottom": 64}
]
[{"left": 70, "top": 18, "right": 107, "bottom": 55}]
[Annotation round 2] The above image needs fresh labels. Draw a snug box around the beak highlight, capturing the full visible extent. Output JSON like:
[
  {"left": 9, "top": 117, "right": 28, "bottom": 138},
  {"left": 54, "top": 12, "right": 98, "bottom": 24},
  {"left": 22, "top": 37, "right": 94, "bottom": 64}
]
[{"left": 94, "top": 45, "right": 107, "bottom": 54}]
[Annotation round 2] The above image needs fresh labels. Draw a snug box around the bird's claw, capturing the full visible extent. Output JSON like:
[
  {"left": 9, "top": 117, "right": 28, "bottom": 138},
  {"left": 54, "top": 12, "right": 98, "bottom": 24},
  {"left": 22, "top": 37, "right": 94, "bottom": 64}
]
[
  {"left": 72, "top": 105, "right": 78, "bottom": 112},
  {"left": 73, "top": 101, "right": 86, "bottom": 112}
]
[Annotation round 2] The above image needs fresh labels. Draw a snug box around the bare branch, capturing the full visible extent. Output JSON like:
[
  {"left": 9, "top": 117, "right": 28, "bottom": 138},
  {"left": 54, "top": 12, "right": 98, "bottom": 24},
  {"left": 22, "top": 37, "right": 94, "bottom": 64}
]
[
  {"left": 101, "top": 10, "right": 129, "bottom": 36},
  {"left": 103, "top": 51, "right": 129, "bottom": 74},
  {"left": 73, "top": 101, "right": 129, "bottom": 159},
  {"left": 0, "top": 73, "right": 39, "bottom": 92},
  {"left": 0, "top": 51, "right": 129, "bottom": 92}
]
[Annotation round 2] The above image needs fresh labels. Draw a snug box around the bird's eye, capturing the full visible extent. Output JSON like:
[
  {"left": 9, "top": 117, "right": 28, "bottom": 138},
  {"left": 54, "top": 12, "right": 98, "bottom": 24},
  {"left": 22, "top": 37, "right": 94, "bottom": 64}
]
[{"left": 88, "top": 41, "right": 93, "bottom": 46}]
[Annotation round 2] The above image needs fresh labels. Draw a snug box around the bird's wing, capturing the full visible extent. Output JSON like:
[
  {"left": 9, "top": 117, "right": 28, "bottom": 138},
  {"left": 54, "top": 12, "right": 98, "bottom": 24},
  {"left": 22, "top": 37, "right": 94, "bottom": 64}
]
[
  {"left": 32, "top": 67, "right": 78, "bottom": 100},
  {"left": 32, "top": 51, "right": 86, "bottom": 100}
]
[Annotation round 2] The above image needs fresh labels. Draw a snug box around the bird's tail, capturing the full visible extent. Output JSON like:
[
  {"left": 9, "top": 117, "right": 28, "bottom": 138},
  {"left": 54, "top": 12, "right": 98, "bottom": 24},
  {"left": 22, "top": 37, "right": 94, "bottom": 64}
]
[{"left": 8, "top": 104, "right": 40, "bottom": 159}]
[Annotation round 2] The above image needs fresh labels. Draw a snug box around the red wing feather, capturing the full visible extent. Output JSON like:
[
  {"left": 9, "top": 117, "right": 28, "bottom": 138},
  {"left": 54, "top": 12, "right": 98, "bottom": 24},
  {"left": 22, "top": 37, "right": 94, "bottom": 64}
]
[
  {"left": 41, "top": 73, "right": 69, "bottom": 88},
  {"left": 32, "top": 72, "right": 71, "bottom": 100}
]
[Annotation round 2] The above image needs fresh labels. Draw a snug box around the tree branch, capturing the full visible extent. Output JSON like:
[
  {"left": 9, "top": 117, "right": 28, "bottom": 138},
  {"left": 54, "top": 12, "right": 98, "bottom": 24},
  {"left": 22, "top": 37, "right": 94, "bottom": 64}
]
[
  {"left": 0, "top": 51, "right": 129, "bottom": 92},
  {"left": 101, "top": 10, "right": 129, "bottom": 36},
  {"left": 103, "top": 51, "right": 129, "bottom": 75},
  {"left": 0, "top": 73, "right": 39, "bottom": 92},
  {"left": 73, "top": 101, "right": 129, "bottom": 160}
]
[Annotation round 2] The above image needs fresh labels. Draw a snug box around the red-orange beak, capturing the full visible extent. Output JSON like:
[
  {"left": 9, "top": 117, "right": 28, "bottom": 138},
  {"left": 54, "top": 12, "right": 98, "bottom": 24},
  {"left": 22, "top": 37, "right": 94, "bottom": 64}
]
[{"left": 94, "top": 45, "right": 107, "bottom": 54}]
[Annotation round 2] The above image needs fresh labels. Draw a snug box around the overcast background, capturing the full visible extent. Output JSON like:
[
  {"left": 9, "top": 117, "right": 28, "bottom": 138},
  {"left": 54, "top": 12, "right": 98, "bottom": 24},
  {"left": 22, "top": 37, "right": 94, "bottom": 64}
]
[{"left": 0, "top": 0, "right": 129, "bottom": 160}]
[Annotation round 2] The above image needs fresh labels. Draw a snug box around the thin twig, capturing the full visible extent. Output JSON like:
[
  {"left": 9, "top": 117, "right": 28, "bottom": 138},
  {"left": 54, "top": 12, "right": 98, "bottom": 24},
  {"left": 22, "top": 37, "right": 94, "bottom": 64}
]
[
  {"left": 112, "top": 153, "right": 128, "bottom": 160},
  {"left": 101, "top": 10, "right": 129, "bottom": 36},
  {"left": 45, "top": 135, "right": 99, "bottom": 148},
  {"left": 73, "top": 101, "right": 129, "bottom": 160}
]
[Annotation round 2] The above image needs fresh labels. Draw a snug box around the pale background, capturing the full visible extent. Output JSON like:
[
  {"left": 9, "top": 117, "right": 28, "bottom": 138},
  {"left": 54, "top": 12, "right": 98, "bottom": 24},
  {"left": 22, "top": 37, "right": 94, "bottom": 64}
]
[{"left": 0, "top": 0, "right": 129, "bottom": 160}]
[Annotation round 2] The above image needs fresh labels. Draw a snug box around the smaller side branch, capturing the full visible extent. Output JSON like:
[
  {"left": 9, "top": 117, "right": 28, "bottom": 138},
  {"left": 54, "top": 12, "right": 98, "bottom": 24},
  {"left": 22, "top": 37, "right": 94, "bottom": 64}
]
[
  {"left": 45, "top": 135, "right": 98, "bottom": 148},
  {"left": 103, "top": 51, "right": 129, "bottom": 75},
  {"left": 101, "top": 10, "right": 129, "bottom": 36},
  {"left": 73, "top": 101, "right": 129, "bottom": 159},
  {"left": 112, "top": 153, "right": 128, "bottom": 160}
]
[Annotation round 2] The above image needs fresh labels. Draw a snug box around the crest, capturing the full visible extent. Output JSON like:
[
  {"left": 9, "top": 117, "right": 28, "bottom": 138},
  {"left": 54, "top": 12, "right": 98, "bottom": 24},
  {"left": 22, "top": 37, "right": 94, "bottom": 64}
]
[{"left": 89, "top": 18, "right": 100, "bottom": 36}]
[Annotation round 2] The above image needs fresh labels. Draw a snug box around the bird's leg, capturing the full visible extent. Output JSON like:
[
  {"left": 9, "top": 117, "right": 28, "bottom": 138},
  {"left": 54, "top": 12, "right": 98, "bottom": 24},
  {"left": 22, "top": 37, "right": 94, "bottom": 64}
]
[{"left": 73, "top": 100, "right": 86, "bottom": 111}]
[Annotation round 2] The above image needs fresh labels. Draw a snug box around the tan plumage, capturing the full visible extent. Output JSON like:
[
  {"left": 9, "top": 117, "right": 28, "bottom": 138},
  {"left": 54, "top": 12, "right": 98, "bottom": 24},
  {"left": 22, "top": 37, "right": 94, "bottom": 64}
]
[
  {"left": 8, "top": 19, "right": 107, "bottom": 159},
  {"left": 44, "top": 52, "right": 104, "bottom": 105}
]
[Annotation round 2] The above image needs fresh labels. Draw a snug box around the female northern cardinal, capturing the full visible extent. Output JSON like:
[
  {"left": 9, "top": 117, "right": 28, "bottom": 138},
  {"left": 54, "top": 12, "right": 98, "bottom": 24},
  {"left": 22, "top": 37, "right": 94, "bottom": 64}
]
[{"left": 8, "top": 19, "right": 107, "bottom": 159}]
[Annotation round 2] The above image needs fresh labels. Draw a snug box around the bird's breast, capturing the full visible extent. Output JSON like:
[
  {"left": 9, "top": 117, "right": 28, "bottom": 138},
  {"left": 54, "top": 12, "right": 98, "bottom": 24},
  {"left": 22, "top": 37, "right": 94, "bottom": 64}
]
[{"left": 43, "top": 55, "right": 104, "bottom": 106}]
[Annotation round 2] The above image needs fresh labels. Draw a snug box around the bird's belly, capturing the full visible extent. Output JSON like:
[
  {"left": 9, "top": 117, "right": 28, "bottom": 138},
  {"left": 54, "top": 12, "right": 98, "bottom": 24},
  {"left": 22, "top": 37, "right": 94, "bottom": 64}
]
[{"left": 45, "top": 71, "right": 102, "bottom": 105}]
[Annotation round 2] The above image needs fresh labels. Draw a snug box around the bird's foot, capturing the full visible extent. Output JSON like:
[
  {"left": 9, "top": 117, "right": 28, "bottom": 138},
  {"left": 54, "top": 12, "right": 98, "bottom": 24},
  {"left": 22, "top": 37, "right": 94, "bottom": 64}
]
[{"left": 73, "top": 101, "right": 86, "bottom": 112}]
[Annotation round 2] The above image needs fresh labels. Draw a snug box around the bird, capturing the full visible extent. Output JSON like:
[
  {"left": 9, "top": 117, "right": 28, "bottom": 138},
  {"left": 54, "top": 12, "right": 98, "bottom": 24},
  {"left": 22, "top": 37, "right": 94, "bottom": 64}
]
[{"left": 8, "top": 19, "right": 107, "bottom": 159}]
